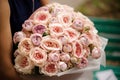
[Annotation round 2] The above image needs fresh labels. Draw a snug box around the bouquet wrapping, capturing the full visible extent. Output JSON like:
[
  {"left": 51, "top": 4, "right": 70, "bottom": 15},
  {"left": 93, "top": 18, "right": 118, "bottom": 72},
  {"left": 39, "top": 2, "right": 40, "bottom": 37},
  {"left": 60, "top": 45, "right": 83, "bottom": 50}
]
[{"left": 13, "top": 3, "right": 108, "bottom": 77}]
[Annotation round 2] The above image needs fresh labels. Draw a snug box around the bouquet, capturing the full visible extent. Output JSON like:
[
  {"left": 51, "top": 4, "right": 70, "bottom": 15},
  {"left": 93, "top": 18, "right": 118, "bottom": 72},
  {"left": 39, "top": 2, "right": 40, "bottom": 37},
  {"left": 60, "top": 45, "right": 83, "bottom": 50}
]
[{"left": 13, "top": 3, "right": 107, "bottom": 77}]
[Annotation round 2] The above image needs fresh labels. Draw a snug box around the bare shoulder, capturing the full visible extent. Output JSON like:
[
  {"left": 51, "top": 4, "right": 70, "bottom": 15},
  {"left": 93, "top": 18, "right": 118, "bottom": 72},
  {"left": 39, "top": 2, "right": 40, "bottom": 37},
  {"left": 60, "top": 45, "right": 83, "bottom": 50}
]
[{"left": 0, "top": 0, "right": 10, "bottom": 29}]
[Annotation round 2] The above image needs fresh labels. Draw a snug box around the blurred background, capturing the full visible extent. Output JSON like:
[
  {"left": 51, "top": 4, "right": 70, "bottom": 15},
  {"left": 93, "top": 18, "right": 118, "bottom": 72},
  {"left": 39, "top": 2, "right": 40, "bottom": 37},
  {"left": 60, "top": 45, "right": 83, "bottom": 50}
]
[
  {"left": 50, "top": 0, "right": 120, "bottom": 19},
  {"left": 50, "top": 0, "right": 120, "bottom": 80}
]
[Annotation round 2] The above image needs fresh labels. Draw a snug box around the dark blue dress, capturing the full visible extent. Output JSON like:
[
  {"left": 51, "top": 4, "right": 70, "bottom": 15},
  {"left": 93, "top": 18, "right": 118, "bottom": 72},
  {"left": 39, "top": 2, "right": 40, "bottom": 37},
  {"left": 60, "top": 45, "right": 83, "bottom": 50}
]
[
  {"left": 8, "top": 0, "right": 42, "bottom": 36},
  {"left": 8, "top": 0, "right": 42, "bottom": 63}
]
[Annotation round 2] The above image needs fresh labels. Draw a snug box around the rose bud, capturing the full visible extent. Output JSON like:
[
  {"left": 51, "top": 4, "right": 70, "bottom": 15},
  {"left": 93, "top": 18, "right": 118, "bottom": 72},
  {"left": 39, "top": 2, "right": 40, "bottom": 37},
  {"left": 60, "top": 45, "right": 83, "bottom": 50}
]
[
  {"left": 59, "top": 61, "right": 67, "bottom": 71},
  {"left": 91, "top": 47, "right": 101, "bottom": 59},
  {"left": 71, "top": 18, "right": 84, "bottom": 31},
  {"left": 60, "top": 53, "right": 70, "bottom": 62},
  {"left": 30, "top": 33, "right": 42, "bottom": 46},
  {"left": 48, "top": 51, "right": 60, "bottom": 62},
  {"left": 13, "top": 31, "right": 26, "bottom": 44},
  {"left": 77, "top": 57, "right": 88, "bottom": 69},
  {"left": 70, "top": 57, "right": 78, "bottom": 63},
  {"left": 79, "top": 34, "right": 90, "bottom": 47},
  {"left": 58, "top": 35, "right": 68, "bottom": 44},
  {"left": 63, "top": 43, "right": 72, "bottom": 53},
  {"left": 14, "top": 49, "right": 20, "bottom": 57}
]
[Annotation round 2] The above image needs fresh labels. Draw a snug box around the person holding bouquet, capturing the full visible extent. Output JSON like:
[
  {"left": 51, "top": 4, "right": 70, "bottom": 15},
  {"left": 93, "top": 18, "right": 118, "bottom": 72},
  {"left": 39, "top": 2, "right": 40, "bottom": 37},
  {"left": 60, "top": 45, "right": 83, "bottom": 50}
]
[{"left": 0, "top": 0, "right": 48, "bottom": 80}]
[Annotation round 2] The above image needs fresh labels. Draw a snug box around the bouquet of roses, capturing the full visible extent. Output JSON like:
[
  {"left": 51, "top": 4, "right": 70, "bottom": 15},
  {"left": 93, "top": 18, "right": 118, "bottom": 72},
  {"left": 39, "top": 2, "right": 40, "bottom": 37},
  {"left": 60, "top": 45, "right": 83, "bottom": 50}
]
[{"left": 13, "top": 3, "right": 107, "bottom": 77}]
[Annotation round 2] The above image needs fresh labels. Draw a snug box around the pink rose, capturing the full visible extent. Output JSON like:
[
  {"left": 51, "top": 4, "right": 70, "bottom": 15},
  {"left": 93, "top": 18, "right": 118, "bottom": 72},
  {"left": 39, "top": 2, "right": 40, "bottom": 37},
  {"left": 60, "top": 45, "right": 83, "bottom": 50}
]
[
  {"left": 41, "top": 37, "right": 62, "bottom": 50},
  {"left": 65, "top": 28, "right": 80, "bottom": 42},
  {"left": 14, "top": 55, "right": 34, "bottom": 74},
  {"left": 79, "top": 34, "right": 91, "bottom": 47},
  {"left": 32, "top": 24, "right": 46, "bottom": 35},
  {"left": 14, "top": 49, "right": 20, "bottom": 57},
  {"left": 29, "top": 47, "right": 47, "bottom": 67},
  {"left": 30, "top": 33, "right": 42, "bottom": 46},
  {"left": 48, "top": 51, "right": 60, "bottom": 62},
  {"left": 33, "top": 11, "right": 51, "bottom": 24},
  {"left": 41, "top": 62, "right": 58, "bottom": 76},
  {"left": 57, "top": 13, "right": 72, "bottom": 27},
  {"left": 22, "top": 19, "right": 34, "bottom": 31},
  {"left": 18, "top": 38, "right": 33, "bottom": 56},
  {"left": 49, "top": 23, "right": 64, "bottom": 37},
  {"left": 77, "top": 57, "right": 88, "bottom": 69},
  {"left": 62, "top": 43, "right": 72, "bottom": 53},
  {"left": 13, "top": 31, "right": 26, "bottom": 44},
  {"left": 72, "top": 41, "right": 84, "bottom": 58},
  {"left": 60, "top": 53, "right": 70, "bottom": 62},
  {"left": 58, "top": 35, "right": 68, "bottom": 44},
  {"left": 91, "top": 47, "right": 101, "bottom": 59},
  {"left": 59, "top": 61, "right": 67, "bottom": 71},
  {"left": 71, "top": 18, "right": 84, "bottom": 31}
]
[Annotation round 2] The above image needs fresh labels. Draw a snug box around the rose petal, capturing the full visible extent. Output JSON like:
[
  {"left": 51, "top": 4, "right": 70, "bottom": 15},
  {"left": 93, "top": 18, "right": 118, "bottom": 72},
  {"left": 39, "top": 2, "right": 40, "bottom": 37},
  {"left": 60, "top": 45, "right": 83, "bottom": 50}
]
[
  {"left": 41, "top": 37, "right": 62, "bottom": 50},
  {"left": 18, "top": 38, "right": 33, "bottom": 56},
  {"left": 41, "top": 62, "right": 58, "bottom": 76},
  {"left": 77, "top": 57, "right": 88, "bottom": 69},
  {"left": 29, "top": 47, "right": 47, "bottom": 67},
  {"left": 73, "top": 41, "right": 84, "bottom": 58},
  {"left": 13, "top": 31, "right": 26, "bottom": 44},
  {"left": 33, "top": 11, "right": 51, "bottom": 24},
  {"left": 22, "top": 19, "right": 34, "bottom": 31},
  {"left": 30, "top": 33, "right": 42, "bottom": 46},
  {"left": 59, "top": 61, "right": 67, "bottom": 71},
  {"left": 49, "top": 23, "right": 64, "bottom": 37},
  {"left": 32, "top": 24, "right": 46, "bottom": 35},
  {"left": 65, "top": 28, "right": 80, "bottom": 42},
  {"left": 14, "top": 55, "right": 34, "bottom": 74},
  {"left": 62, "top": 43, "right": 72, "bottom": 53},
  {"left": 91, "top": 47, "right": 101, "bottom": 59},
  {"left": 48, "top": 51, "right": 60, "bottom": 62}
]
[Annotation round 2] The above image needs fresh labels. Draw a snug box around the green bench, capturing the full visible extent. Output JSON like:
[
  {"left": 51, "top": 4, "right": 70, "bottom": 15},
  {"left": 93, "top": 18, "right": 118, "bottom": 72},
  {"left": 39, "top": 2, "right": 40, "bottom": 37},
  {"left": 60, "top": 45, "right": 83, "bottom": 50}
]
[{"left": 90, "top": 17, "right": 120, "bottom": 80}]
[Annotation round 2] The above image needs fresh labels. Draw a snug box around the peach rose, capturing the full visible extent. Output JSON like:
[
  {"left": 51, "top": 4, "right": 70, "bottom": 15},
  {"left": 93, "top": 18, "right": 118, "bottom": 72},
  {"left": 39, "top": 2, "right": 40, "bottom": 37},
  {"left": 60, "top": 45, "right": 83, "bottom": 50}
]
[
  {"left": 41, "top": 62, "right": 58, "bottom": 76},
  {"left": 18, "top": 38, "right": 33, "bottom": 56},
  {"left": 29, "top": 47, "right": 47, "bottom": 67},
  {"left": 14, "top": 55, "right": 34, "bottom": 74}
]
